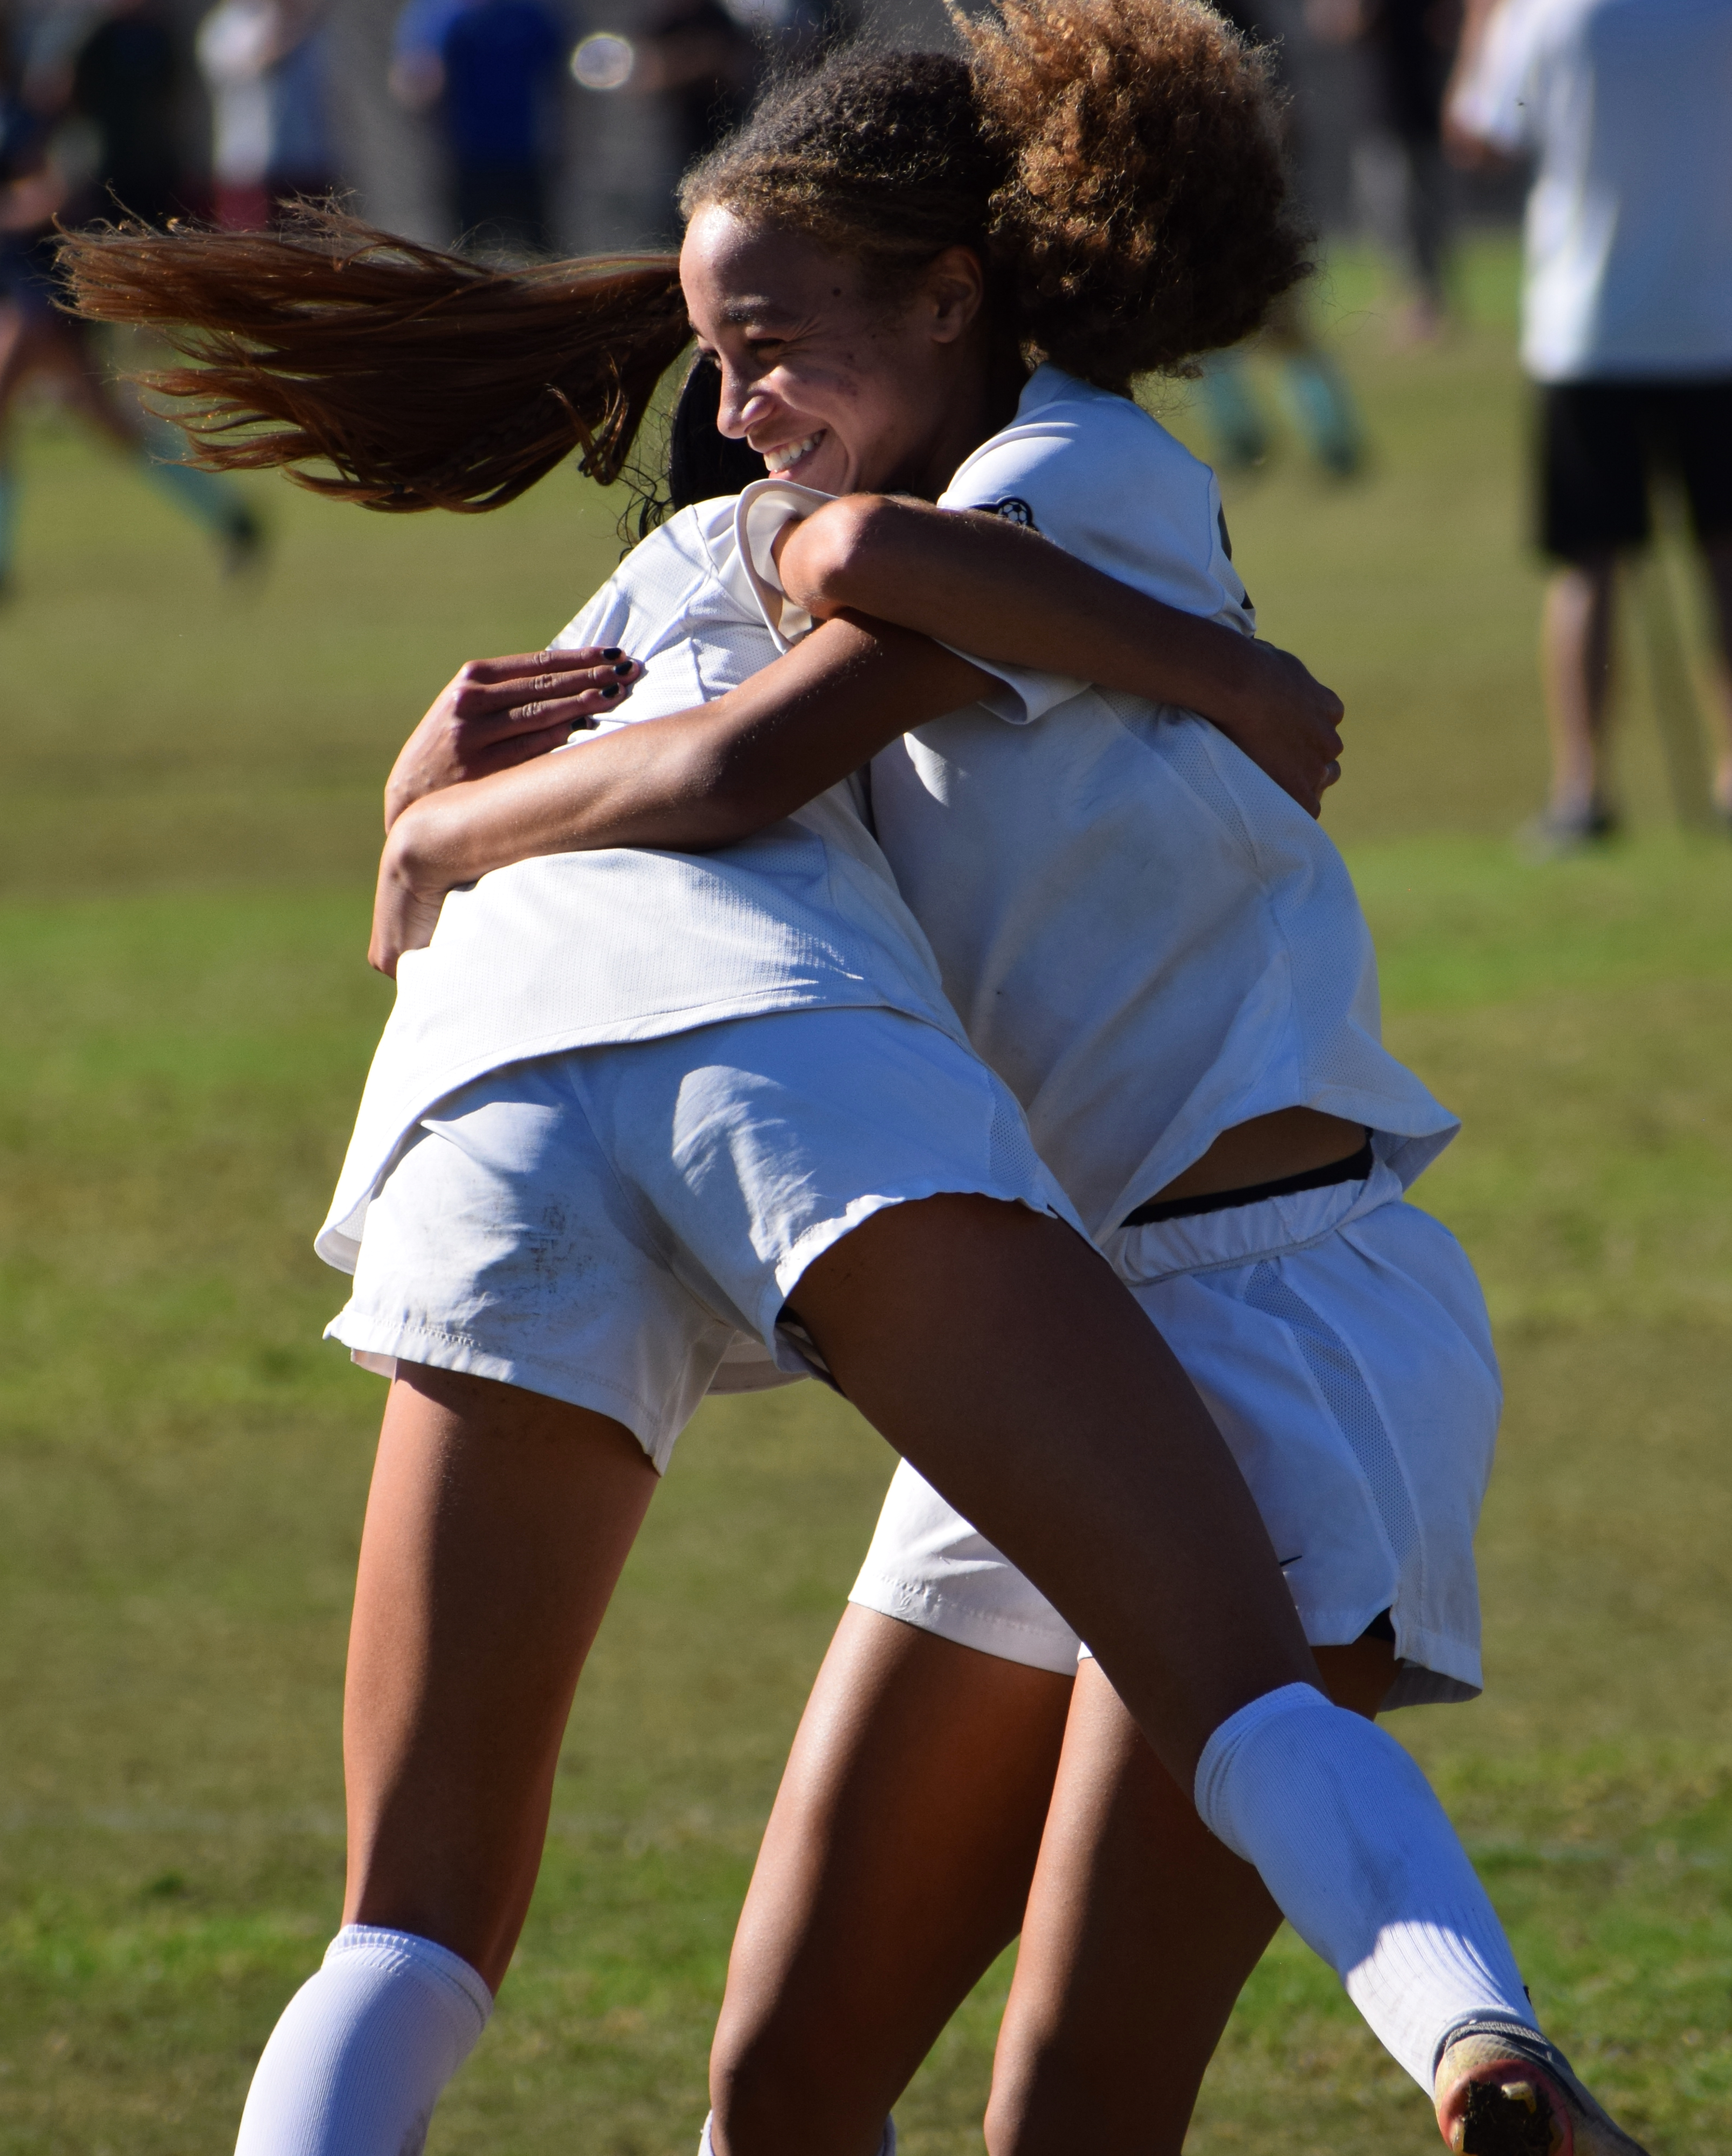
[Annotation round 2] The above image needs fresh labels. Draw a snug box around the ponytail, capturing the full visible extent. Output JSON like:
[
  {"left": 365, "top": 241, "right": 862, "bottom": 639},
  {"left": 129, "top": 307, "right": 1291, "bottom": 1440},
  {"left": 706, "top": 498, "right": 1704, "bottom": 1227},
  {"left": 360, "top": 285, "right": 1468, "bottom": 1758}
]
[
  {"left": 57, "top": 206, "right": 690, "bottom": 512},
  {"left": 962, "top": 0, "right": 1305, "bottom": 384}
]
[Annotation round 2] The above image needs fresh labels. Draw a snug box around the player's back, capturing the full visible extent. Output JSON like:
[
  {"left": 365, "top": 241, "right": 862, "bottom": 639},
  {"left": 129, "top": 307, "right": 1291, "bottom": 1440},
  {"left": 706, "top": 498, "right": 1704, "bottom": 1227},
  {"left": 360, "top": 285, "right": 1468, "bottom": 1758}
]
[{"left": 865, "top": 368, "right": 1455, "bottom": 1239}]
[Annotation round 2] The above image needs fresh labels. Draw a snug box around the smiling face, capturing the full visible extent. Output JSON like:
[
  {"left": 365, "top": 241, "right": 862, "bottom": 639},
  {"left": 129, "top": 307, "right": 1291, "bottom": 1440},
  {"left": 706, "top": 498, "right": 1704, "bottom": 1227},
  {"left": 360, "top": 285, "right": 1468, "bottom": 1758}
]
[{"left": 680, "top": 203, "right": 1000, "bottom": 500}]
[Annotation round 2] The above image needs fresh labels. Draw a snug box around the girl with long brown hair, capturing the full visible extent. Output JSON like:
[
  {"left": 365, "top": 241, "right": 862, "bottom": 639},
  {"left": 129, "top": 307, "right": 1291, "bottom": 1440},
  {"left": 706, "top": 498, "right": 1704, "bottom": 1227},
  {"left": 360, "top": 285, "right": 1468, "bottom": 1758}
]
[{"left": 65, "top": 11, "right": 1641, "bottom": 2156}]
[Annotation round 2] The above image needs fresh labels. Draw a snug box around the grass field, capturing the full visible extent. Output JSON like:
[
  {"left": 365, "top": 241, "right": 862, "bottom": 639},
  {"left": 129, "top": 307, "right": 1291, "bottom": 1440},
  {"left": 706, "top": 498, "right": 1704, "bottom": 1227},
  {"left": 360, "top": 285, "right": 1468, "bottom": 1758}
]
[{"left": 3, "top": 238, "right": 1730, "bottom": 2152}]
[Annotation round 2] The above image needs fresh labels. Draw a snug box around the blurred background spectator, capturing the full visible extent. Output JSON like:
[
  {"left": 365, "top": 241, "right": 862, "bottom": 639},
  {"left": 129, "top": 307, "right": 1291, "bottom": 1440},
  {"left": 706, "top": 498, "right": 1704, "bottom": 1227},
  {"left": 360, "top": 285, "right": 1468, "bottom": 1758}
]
[
  {"left": 20, "top": 0, "right": 190, "bottom": 225},
  {"left": 0, "top": 0, "right": 261, "bottom": 596},
  {"left": 1448, "top": 0, "right": 1732, "bottom": 852},
  {"left": 1195, "top": 0, "right": 1368, "bottom": 479},
  {"left": 389, "top": 0, "right": 564, "bottom": 255},
  {"left": 572, "top": 0, "right": 759, "bottom": 175},
  {"left": 72, "top": 1, "right": 184, "bottom": 222},
  {"left": 1311, "top": 0, "right": 1460, "bottom": 345},
  {"left": 197, "top": 0, "right": 333, "bottom": 229},
  {"left": 4, "top": 0, "right": 1523, "bottom": 294}
]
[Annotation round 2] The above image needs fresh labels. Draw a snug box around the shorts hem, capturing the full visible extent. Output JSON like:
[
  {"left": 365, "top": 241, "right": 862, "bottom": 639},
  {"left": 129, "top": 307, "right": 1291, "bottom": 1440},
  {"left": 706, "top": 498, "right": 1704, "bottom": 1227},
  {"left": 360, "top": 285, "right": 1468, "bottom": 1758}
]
[
  {"left": 1288, "top": 1600, "right": 1482, "bottom": 1708},
  {"left": 767, "top": 1179, "right": 1068, "bottom": 1358},
  {"left": 860, "top": 1565, "right": 1484, "bottom": 1705},
  {"left": 325, "top": 1312, "right": 679, "bottom": 1471},
  {"left": 847, "top": 1572, "right": 1082, "bottom": 1678}
]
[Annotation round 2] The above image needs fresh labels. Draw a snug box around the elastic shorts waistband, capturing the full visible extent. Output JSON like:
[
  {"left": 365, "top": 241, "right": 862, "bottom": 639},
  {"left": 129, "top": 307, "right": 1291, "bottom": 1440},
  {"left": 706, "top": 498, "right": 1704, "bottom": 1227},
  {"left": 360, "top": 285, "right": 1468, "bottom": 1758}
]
[{"left": 1122, "top": 1134, "right": 1375, "bottom": 1229}]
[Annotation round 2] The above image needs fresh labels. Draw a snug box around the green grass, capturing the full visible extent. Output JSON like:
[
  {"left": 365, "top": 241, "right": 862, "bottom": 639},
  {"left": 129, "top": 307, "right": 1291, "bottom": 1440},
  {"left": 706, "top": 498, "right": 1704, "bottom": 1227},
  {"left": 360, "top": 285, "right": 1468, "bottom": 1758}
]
[{"left": 3, "top": 240, "right": 1731, "bottom": 2150}]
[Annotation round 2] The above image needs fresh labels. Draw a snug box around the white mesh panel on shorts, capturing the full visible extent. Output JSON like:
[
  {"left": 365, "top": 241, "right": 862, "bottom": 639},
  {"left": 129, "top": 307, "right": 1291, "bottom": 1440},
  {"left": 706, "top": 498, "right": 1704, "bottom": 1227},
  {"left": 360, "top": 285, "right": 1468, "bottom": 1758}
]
[
  {"left": 1243, "top": 1262, "right": 1421, "bottom": 1567},
  {"left": 986, "top": 1076, "right": 1050, "bottom": 1199}
]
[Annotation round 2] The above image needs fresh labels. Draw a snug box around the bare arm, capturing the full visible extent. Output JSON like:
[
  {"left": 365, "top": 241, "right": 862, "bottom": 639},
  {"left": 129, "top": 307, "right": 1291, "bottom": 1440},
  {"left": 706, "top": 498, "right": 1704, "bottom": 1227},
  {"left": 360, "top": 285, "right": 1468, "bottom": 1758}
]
[
  {"left": 372, "top": 615, "right": 990, "bottom": 975},
  {"left": 772, "top": 495, "right": 1345, "bottom": 813},
  {"left": 1443, "top": 0, "right": 1521, "bottom": 167}
]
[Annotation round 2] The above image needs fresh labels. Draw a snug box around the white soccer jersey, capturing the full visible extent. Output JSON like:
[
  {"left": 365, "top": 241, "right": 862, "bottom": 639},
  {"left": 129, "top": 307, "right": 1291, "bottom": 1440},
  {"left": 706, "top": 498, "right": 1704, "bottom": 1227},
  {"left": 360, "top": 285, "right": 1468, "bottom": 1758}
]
[
  {"left": 740, "top": 365, "right": 1458, "bottom": 1241},
  {"left": 318, "top": 498, "right": 968, "bottom": 1269}
]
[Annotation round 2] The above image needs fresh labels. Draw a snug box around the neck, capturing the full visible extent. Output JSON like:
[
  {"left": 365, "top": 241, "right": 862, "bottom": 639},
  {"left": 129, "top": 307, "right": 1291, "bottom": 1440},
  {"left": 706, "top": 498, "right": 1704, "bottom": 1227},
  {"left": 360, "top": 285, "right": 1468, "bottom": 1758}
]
[{"left": 888, "top": 346, "right": 1030, "bottom": 501}]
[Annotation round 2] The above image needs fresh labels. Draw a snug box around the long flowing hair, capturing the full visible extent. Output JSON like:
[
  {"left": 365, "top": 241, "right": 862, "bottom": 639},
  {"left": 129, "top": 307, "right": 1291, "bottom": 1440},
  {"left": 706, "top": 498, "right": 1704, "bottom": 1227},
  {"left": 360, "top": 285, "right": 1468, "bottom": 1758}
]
[{"left": 59, "top": 206, "right": 689, "bottom": 512}]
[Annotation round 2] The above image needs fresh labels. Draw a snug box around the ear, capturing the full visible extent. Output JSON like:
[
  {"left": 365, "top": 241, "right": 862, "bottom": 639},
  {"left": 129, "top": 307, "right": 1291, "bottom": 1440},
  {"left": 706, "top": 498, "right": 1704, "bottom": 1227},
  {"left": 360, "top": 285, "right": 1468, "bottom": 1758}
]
[{"left": 922, "top": 245, "right": 988, "bottom": 345}]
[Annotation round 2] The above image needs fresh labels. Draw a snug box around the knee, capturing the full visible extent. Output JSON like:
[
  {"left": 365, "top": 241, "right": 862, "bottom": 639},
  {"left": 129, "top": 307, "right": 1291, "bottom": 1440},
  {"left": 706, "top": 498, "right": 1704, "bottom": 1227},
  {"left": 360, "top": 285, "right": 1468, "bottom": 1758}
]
[
  {"left": 985, "top": 2020, "right": 1193, "bottom": 2156},
  {"left": 710, "top": 2021, "right": 872, "bottom": 2156}
]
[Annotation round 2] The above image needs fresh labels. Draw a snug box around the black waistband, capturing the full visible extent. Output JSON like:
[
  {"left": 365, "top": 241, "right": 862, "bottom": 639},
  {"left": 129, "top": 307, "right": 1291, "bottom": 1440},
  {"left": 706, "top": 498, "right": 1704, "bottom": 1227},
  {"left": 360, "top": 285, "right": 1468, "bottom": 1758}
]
[{"left": 1121, "top": 1135, "right": 1375, "bottom": 1231}]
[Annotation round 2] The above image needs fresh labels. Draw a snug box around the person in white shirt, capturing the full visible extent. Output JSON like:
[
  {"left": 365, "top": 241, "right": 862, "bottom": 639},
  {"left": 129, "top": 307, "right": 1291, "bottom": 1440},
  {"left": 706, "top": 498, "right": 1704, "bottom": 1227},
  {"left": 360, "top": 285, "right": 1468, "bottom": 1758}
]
[
  {"left": 61, "top": 11, "right": 1642, "bottom": 2155},
  {"left": 1447, "top": 0, "right": 1732, "bottom": 850},
  {"left": 197, "top": 0, "right": 333, "bottom": 231}
]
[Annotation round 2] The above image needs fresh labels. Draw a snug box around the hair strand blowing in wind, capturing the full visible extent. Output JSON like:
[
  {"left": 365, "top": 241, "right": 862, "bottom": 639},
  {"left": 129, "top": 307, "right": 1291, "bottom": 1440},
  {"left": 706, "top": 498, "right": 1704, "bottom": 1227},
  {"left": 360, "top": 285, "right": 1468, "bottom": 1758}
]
[{"left": 56, "top": 205, "right": 691, "bottom": 511}]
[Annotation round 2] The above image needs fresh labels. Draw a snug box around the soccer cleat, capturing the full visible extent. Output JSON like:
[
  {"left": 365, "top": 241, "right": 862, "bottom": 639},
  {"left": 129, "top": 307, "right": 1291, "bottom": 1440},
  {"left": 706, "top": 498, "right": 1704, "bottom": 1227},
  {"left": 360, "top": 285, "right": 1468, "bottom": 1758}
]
[{"left": 1434, "top": 2020, "right": 1650, "bottom": 2156}]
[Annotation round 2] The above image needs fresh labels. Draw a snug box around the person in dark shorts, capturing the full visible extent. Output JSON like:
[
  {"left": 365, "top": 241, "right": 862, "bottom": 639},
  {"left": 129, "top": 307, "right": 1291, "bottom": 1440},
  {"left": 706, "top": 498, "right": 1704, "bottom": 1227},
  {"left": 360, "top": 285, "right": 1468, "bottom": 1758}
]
[{"left": 1449, "top": 0, "right": 1732, "bottom": 849}]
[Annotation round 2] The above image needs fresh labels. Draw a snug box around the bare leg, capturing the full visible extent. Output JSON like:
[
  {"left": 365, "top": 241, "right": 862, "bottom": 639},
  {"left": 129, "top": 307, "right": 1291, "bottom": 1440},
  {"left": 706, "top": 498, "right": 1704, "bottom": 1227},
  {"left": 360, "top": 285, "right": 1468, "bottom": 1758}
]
[
  {"left": 710, "top": 1608, "right": 1073, "bottom": 2156},
  {"left": 989, "top": 1640, "right": 1396, "bottom": 2156},
  {"left": 342, "top": 1362, "right": 658, "bottom": 1990},
  {"left": 1540, "top": 552, "right": 1617, "bottom": 824},
  {"left": 783, "top": 1196, "right": 1320, "bottom": 1793}
]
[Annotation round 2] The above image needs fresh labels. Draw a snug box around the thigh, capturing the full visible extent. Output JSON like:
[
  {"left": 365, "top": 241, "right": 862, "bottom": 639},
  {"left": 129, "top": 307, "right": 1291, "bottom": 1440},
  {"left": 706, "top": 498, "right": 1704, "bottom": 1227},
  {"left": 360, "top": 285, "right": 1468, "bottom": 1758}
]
[
  {"left": 785, "top": 1192, "right": 1317, "bottom": 1786},
  {"left": 712, "top": 1605, "right": 1072, "bottom": 2156},
  {"left": 990, "top": 1640, "right": 1394, "bottom": 2156},
  {"left": 343, "top": 1362, "right": 658, "bottom": 1993}
]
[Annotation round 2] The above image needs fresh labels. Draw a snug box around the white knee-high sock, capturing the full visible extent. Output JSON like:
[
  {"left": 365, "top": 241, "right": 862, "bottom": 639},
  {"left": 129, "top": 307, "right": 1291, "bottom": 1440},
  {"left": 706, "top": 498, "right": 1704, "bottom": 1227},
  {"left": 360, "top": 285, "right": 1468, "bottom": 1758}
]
[
  {"left": 234, "top": 1925, "right": 492, "bottom": 2156},
  {"left": 699, "top": 2113, "right": 896, "bottom": 2155},
  {"left": 1195, "top": 1684, "right": 1535, "bottom": 2091}
]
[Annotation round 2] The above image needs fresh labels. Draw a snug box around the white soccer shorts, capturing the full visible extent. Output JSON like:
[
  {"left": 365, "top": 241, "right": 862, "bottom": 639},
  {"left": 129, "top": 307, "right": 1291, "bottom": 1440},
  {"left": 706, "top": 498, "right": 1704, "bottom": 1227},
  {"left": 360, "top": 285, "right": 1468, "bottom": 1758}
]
[
  {"left": 327, "top": 1004, "right": 1079, "bottom": 1471},
  {"left": 851, "top": 1164, "right": 1500, "bottom": 1709}
]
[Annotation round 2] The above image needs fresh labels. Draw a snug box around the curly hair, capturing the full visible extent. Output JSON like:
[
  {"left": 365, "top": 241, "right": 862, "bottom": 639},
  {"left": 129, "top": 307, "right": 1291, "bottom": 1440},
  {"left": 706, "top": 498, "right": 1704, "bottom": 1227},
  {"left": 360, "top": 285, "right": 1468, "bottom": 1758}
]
[
  {"left": 58, "top": 205, "right": 689, "bottom": 512},
  {"left": 680, "top": 49, "right": 1005, "bottom": 275},
  {"left": 684, "top": 0, "right": 1307, "bottom": 389},
  {"left": 969, "top": 0, "right": 1305, "bottom": 382}
]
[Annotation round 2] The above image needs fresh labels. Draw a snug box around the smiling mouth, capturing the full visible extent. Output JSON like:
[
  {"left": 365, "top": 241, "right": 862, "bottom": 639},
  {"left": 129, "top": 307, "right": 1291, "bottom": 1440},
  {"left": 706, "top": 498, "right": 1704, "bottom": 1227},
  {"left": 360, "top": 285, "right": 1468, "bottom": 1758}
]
[{"left": 760, "top": 431, "right": 824, "bottom": 475}]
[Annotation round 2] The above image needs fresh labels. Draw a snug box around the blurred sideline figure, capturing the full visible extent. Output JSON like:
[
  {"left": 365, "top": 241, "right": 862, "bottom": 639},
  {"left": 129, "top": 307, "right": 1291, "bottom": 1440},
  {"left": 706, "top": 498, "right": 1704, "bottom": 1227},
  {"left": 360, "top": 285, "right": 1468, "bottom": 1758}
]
[
  {"left": 390, "top": 0, "right": 564, "bottom": 256},
  {"left": 1311, "top": 0, "right": 1459, "bottom": 344},
  {"left": 0, "top": 2, "right": 261, "bottom": 596},
  {"left": 615, "top": 0, "right": 760, "bottom": 170},
  {"left": 197, "top": 0, "right": 334, "bottom": 231},
  {"left": 59, "top": 0, "right": 183, "bottom": 224},
  {"left": 1196, "top": 0, "right": 1366, "bottom": 479},
  {"left": 571, "top": 0, "right": 840, "bottom": 244},
  {"left": 1448, "top": 0, "right": 1732, "bottom": 851}
]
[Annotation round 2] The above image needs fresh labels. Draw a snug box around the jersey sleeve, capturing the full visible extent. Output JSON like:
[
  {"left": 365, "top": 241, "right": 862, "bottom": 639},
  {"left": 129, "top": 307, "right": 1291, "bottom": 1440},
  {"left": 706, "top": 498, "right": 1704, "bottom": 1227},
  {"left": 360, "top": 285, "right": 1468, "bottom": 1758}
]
[
  {"left": 935, "top": 395, "right": 1253, "bottom": 724},
  {"left": 547, "top": 506, "right": 782, "bottom": 738}
]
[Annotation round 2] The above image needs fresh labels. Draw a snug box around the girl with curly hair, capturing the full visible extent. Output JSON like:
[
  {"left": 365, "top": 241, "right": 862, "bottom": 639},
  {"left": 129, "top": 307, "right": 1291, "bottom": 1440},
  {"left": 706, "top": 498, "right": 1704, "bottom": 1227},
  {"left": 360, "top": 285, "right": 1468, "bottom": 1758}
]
[{"left": 63, "top": 8, "right": 1643, "bottom": 2155}]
